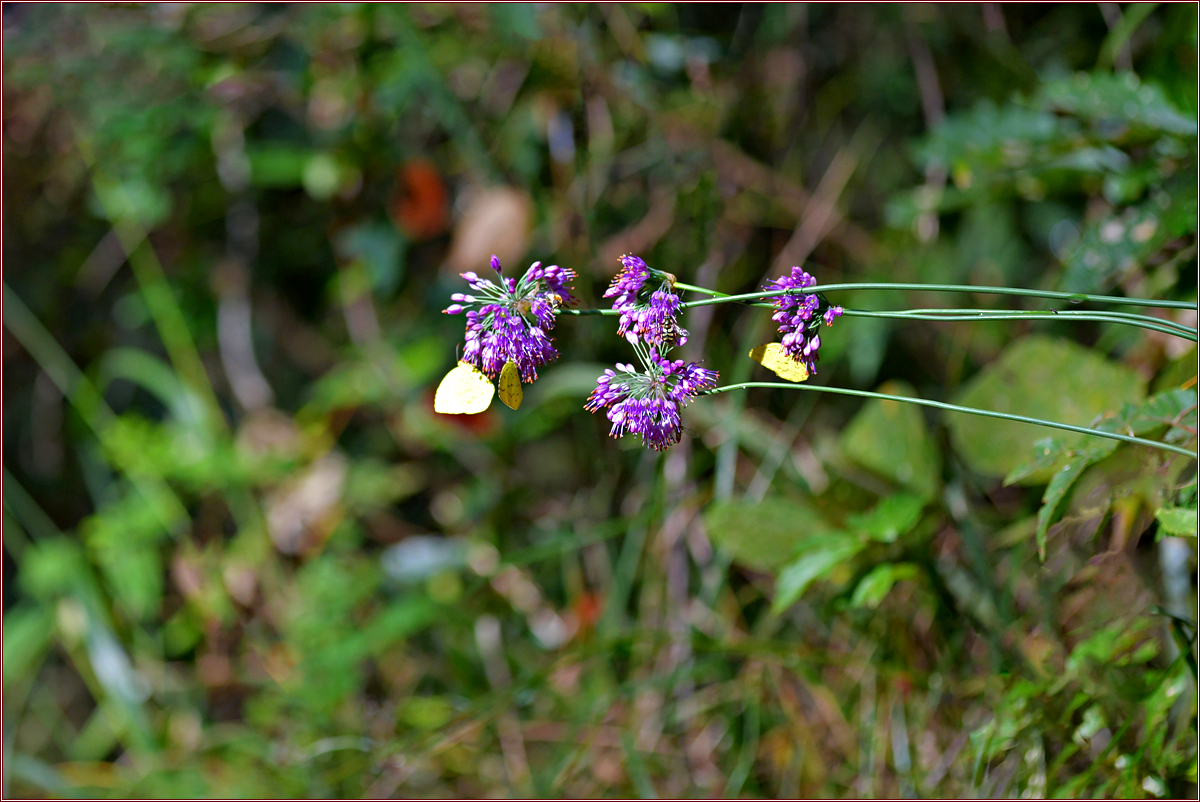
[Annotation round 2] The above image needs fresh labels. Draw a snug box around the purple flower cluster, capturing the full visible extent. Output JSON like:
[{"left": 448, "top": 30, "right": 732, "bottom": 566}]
[
  {"left": 603, "top": 254, "right": 688, "bottom": 347},
  {"left": 585, "top": 349, "right": 718, "bottom": 451},
  {"left": 445, "top": 255, "right": 577, "bottom": 382},
  {"left": 763, "top": 266, "right": 843, "bottom": 376},
  {"left": 584, "top": 253, "right": 715, "bottom": 449}
]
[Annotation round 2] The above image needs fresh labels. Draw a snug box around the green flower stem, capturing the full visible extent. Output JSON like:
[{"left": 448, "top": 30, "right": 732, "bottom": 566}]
[
  {"left": 671, "top": 281, "right": 1195, "bottom": 339},
  {"left": 702, "top": 381, "right": 1198, "bottom": 459},
  {"left": 561, "top": 304, "right": 1194, "bottom": 340},
  {"left": 560, "top": 307, "right": 618, "bottom": 316},
  {"left": 889, "top": 308, "right": 1195, "bottom": 337},
  {"left": 674, "top": 281, "right": 1197, "bottom": 310},
  {"left": 843, "top": 310, "right": 1195, "bottom": 341}
]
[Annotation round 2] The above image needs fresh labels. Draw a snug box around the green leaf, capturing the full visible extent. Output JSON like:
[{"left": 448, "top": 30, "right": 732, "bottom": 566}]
[
  {"left": 948, "top": 336, "right": 1145, "bottom": 480},
  {"left": 1006, "top": 436, "right": 1117, "bottom": 487},
  {"left": 97, "top": 547, "right": 163, "bottom": 622},
  {"left": 1060, "top": 187, "right": 1194, "bottom": 293},
  {"left": 1005, "top": 438, "right": 1069, "bottom": 485},
  {"left": 915, "top": 100, "right": 1060, "bottom": 174},
  {"left": 1035, "top": 457, "right": 1095, "bottom": 559},
  {"left": 343, "top": 460, "right": 425, "bottom": 513},
  {"left": 1036, "top": 72, "right": 1198, "bottom": 139},
  {"left": 841, "top": 380, "right": 941, "bottom": 501},
  {"left": 21, "top": 538, "right": 90, "bottom": 600},
  {"left": 771, "top": 534, "right": 865, "bottom": 614},
  {"left": 1151, "top": 346, "right": 1198, "bottom": 395},
  {"left": 849, "top": 563, "right": 920, "bottom": 609},
  {"left": 3, "top": 606, "right": 54, "bottom": 684},
  {"left": 704, "top": 497, "right": 833, "bottom": 571},
  {"left": 1155, "top": 506, "right": 1197, "bottom": 537},
  {"left": 396, "top": 696, "right": 455, "bottom": 731},
  {"left": 247, "top": 145, "right": 314, "bottom": 188},
  {"left": 97, "top": 348, "right": 209, "bottom": 429},
  {"left": 847, "top": 494, "right": 926, "bottom": 543},
  {"left": 1111, "top": 388, "right": 1199, "bottom": 437},
  {"left": 333, "top": 223, "right": 406, "bottom": 296}
]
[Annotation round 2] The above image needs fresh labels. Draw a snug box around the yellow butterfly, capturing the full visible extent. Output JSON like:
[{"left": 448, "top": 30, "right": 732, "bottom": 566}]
[
  {"left": 434, "top": 360, "right": 495, "bottom": 414},
  {"left": 749, "top": 343, "right": 810, "bottom": 383},
  {"left": 497, "top": 360, "right": 523, "bottom": 410}
]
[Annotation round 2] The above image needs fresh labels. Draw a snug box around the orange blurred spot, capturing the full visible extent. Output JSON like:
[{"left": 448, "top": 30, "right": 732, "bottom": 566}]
[
  {"left": 574, "top": 592, "right": 603, "bottom": 631},
  {"left": 391, "top": 160, "right": 449, "bottom": 240}
]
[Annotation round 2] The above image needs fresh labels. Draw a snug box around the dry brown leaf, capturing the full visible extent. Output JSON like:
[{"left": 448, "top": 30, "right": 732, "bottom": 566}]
[
  {"left": 446, "top": 185, "right": 532, "bottom": 275},
  {"left": 265, "top": 451, "right": 347, "bottom": 555}
]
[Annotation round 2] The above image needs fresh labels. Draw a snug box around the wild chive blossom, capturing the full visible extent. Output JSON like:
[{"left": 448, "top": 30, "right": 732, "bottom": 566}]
[
  {"left": 604, "top": 254, "right": 688, "bottom": 347},
  {"left": 763, "top": 266, "right": 844, "bottom": 376},
  {"left": 445, "top": 255, "right": 577, "bottom": 382},
  {"left": 585, "top": 347, "right": 718, "bottom": 451}
]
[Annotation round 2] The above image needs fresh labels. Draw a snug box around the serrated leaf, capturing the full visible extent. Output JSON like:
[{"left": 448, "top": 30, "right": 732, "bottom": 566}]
[
  {"left": 847, "top": 494, "right": 926, "bottom": 543},
  {"left": 1005, "top": 438, "right": 1069, "bottom": 485},
  {"left": 1125, "top": 389, "right": 1199, "bottom": 435},
  {"left": 1008, "top": 436, "right": 1118, "bottom": 488},
  {"left": 849, "top": 563, "right": 920, "bottom": 609},
  {"left": 1155, "top": 506, "right": 1197, "bottom": 537},
  {"left": 1092, "top": 389, "right": 1198, "bottom": 449},
  {"left": 771, "top": 534, "right": 865, "bottom": 614}
]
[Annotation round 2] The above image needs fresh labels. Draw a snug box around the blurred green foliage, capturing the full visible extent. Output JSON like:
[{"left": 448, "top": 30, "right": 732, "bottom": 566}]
[{"left": 3, "top": 3, "right": 1197, "bottom": 798}]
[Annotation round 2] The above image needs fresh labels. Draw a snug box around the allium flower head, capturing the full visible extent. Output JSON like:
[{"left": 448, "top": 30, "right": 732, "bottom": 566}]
[
  {"left": 445, "top": 255, "right": 577, "bottom": 382},
  {"left": 604, "top": 254, "right": 688, "bottom": 347},
  {"left": 585, "top": 348, "right": 717, "bottom": 451},
  {"left": 763, "top": 266, "right": 843, "bottom": 376}
]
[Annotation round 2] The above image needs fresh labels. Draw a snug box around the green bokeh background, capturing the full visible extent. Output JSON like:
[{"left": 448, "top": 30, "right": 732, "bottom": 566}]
[{"left": 4, "top": 4, "right": 1197, "bottom": 798}]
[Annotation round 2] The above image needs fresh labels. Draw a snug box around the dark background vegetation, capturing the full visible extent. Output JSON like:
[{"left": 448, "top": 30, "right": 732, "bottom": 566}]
[{"left": 3, "top": 3, "right": 1197, "bottom": 797}]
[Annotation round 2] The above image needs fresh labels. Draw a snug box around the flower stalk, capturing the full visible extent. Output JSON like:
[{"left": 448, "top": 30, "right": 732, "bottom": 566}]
[{"left": 703, "top": 381, "right": 1197, "bottom": 459}]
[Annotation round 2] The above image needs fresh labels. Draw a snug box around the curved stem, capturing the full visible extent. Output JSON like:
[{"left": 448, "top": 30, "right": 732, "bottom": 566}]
[
  {"left": 842, "top": 310, "right": 1195, "bottom": 341},
  {"left": 702, "top": 381, "right": 1198, "bottom": 458},
  {"left": 561, "top": 302, "right": 1195, "bottom": 340},
  {"left": 896, "top": 308, "right": 1195, "bottom": 337},
  {"left": 560, "top": 307, "right": 618, "bottom": 317},
  {"left": 674, "top": 282, "right": 726, "bottom": 297},
  {"left": 675, "top": 282, "right": 1197, "bottom": 310}
]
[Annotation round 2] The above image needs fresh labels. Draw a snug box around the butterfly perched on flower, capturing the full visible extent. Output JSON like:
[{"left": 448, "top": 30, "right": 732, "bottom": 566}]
[
  {"left": 749, "top": 342, "right": 810, "bottom": 382},
  {"left": 434, "top": 360, "right": 522, "bottom": 414},
  {"left": 434, "top": 361, "right": 495, "bottom": 414}
]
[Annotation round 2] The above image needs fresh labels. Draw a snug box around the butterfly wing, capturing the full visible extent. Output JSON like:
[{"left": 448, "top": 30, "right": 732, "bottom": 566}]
[
  {"left": 434, "top": 361, "right": 495, "bottom": 414},
  {"left": 497, "top": 360, "right": 523, "bottom": 410},
  {"left": 749, "top": 343, "right": 810, "bottom": 383}
]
